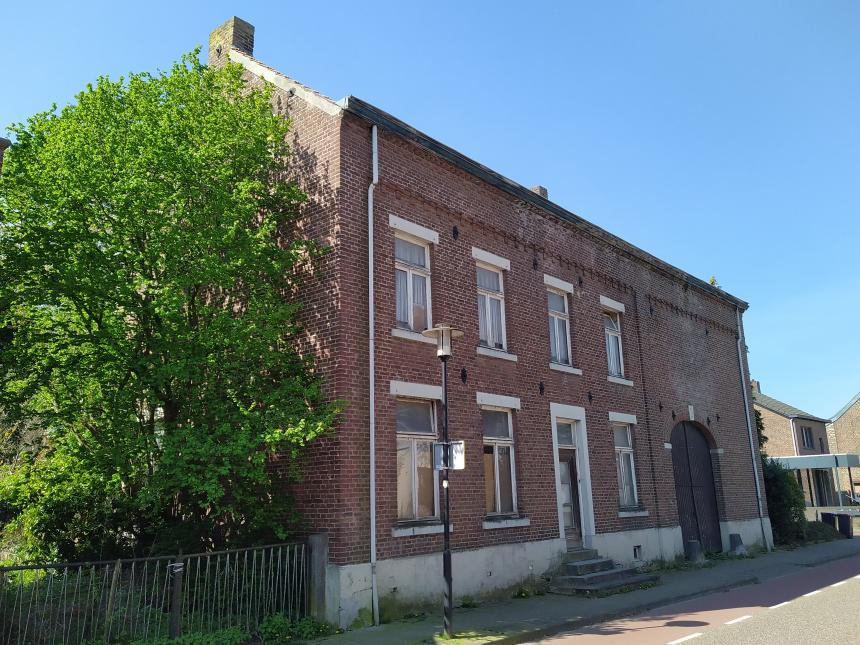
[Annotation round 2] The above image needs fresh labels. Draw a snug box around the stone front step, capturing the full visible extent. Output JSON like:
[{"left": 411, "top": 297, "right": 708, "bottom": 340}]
[
  {"left": 563, "top": 548, "right": 599, "bottom": 563},
  {"left": 553, "top": 564, "right": 645, "bottom": 587},
  {"left": 560, "top": 557, "right": 615, "bottom": 576},
  {"left": 550, "top": 549, "right": 661, "bottom": 597}
]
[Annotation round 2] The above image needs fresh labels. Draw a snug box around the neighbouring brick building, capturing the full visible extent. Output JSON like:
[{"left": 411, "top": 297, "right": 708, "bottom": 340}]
[
  {"left": 827, "top": 391, "right": 860, "bottom": 501},
  {"left": 751, "top": 380, "right": 841, "bottom": 507},
  {"left": 208, "top": 17, "right": 772, "bottom": 627}
]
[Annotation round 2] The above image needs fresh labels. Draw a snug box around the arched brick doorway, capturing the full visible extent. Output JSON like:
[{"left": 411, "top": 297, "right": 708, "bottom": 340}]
[{"left": 671, "top": 421, "right": 722, "bottom": 552}]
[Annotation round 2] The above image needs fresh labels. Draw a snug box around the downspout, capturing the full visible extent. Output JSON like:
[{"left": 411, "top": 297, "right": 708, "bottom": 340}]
[
  {"left": 736, "top": 307, "right": 769, "bottom": 550},
  {"left": 368, "top": 125, "right": 380, "bottom": 625},
  {"left": 788, "top": 417, "right": 799, "bottom": 456}
]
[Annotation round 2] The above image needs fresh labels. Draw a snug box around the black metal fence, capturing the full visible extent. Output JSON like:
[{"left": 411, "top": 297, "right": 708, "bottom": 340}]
[{"left": 0, "top": 541, "right": 308, "bottom": 644}]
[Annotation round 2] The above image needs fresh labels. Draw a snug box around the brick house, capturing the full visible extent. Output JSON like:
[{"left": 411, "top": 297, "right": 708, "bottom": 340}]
[
  {"left": 752, "top": 380, "right": 859, "bottom": 510},
  {"left": 827, "top": 391, "right": 860, "bottom": 502},
  {"left": 208, "top": 17, "right": 771, "bottom": 626}
]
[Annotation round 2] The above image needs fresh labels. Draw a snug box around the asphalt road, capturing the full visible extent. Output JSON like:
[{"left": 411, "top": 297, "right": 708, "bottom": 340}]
[{"left": 528, "top": 554, "right": 860, "bottom": 644}]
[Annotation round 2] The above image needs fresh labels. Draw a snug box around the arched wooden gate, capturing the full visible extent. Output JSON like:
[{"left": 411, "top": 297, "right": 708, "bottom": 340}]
[{"left": 671, "top": 421, "right": 722, "bottom": 552}]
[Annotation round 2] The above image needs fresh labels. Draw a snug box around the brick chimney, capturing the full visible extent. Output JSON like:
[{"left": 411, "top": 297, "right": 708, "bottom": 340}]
[
  {"left": 0, "top": 137, "right": 10, "bottom": 174},
  {"left": 531, "top": 185, "right": 549, "bottom": 199},
  {"left": 209, "top": 17, "right": 255, "bottom": 66},
  {"left": 750, "top": 379, "right": 761, "bottom": 394}
]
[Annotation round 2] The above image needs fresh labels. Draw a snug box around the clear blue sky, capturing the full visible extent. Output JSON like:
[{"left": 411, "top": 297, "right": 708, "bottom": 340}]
[{"left": 3, "top": 1, "right": 858, "bottom": 418}]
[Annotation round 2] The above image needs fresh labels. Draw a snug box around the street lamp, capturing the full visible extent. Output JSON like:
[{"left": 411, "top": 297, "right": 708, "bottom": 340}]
[{"left": 422, "top": 323, "right": 463, "bottom": 638}]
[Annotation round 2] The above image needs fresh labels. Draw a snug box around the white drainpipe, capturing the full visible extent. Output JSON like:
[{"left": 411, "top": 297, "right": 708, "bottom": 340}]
[
  {"left": 789, "top": 417, "right": 799, "bottom": 455},
  {"left": 367, "top": 125, "right": 380, "bottom": 626},
  {"left": 736, "top": 307, "right": 769, "bottom": 549}
]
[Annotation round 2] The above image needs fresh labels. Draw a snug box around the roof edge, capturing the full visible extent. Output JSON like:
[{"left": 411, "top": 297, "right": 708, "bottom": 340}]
[
  {"left": 831, "top": 391, "right": 860, "bottom": 423},
  {"left": 753, "top": 398, "right": 830, "bottom": 424},
  {"left": 342, "top": 95, "right": 749, "bottom": 311}
]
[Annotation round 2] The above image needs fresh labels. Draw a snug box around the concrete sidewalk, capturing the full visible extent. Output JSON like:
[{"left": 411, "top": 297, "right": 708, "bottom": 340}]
[{"left": 321, "top": 538, "right": 860, "bottom": 645}]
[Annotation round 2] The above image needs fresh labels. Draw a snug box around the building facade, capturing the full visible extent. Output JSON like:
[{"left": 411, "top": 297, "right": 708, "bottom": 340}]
[
  {"left": 752, "top": 381, "right": 842, "bottom": 507},
  {"left": 208, "top": 17, "right": 772, "bottom": 627},
  {"left": 827, "top": 391, "right": 860, "bottom": 502}
]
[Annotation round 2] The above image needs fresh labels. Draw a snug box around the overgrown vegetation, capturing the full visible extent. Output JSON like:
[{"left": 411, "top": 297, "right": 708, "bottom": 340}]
[
  {"left": 0, "top": 51, "right": 337, "bottom": 562},
  {"left": 755, "top": 408, "right": 807, "bottom": 545},
  {"left": 762, "top": 457, "right": 807, "bottom": 544},
  {"left": 76, "top": 615, "right": 338, "bottom": 644}
]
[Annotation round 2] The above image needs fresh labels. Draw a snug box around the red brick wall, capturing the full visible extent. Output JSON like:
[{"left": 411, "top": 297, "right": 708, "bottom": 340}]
[
  {"left": 323, "top": 116, "right": 767, "bottom": 564},
  {"left": 757, "top": 406, "right": 829, "bottom": 457},
  {"left": 238, "top": 59, "right": 768, "bottom": 566},
  {"left": 829, "top": 398, "right": 860, "bottom": 500},
  {"left": 757, "top": 407, "right": 794, "bottom": 456}
]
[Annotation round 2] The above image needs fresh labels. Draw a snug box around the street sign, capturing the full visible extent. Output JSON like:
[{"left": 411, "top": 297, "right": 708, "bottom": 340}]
[{"left": 433, "top": 441, "right": 465, "bottom": 470}]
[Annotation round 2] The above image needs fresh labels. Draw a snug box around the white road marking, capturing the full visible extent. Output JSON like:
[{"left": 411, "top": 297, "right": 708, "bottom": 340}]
[
  {"left": 769, "top": 601, "right": 791, "bottom": 609},
  {"left": 725, "top": 615, "right": 752, "bottom": 625},
  {"left": 831, "top": 580, "right": 848, "bottom": 587},
  {"left": 667, "top": 634, "right": 703, "bottom": 645},
  {"left": 802, "top": 589, "right": 823, "bottom": 597}
]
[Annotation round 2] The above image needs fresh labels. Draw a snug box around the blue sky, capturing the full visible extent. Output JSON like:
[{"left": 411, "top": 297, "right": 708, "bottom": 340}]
[{"left": 3, "top": 1, "right": 858, "bottom": 418}]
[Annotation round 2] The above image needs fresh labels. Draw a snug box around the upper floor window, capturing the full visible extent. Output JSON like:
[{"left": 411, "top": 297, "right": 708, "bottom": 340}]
[
  {"left": 548, "top": 289, "right": 572, "bottom": 365},
  {"left": 604, "top": 311, "right": 624, "bottom": 377},
  {"left": 396, "top": 399, "right": 438, "bottom": 521},
  {"left": 395, "top": 236, "right": 431, "bottom": 333},
  {"left": 800, "top": 426, "right": 814, "bottom": 450},
  {"left": 613, "top": 423, "right": 638, "bottom": 507},
  {"left": 482, "top": 407, "right": 517, "bottom": 515},
  {"left": 477, "top": 265, "right": 506, "bottom": 350}
]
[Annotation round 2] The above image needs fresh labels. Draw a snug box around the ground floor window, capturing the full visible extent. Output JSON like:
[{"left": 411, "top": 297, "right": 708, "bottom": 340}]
[
  {"left": 396, "top": 399, "right": 438, "bottom": 521},
  {"left": 613, "top": 423, "right": 638, "bottom": 507},
  {"left": 482, "top": 407, "right": 517, "bottom": 515}
]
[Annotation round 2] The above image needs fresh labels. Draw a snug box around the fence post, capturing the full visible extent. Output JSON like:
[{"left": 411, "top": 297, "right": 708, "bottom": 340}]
[
  {"left": 105, "top": 559, "right": 122, "bottom": 640},
  {"left": 169, "top": 557, "right": 185, "bottom": 639},
  {"left": 307, "top": 533, "right": 328, "bottom": 621}
]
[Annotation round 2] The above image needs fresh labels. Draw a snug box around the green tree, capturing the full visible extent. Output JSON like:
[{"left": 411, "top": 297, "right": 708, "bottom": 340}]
[
  {"left": 755, "top": 408, "right": 768, "bottom": 457},
  {"left": 763, "top": 457, "right": 807, "bottom": 544},
  {"left": 0, "top": 52, "right": 336, "bottom": 561}
]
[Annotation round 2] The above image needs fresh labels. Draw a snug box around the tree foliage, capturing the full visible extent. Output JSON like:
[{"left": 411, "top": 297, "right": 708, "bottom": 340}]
[
  {"left": 0, "top": 52, "right": 336, "bottom": 561},
  {"left": 762, "top": 457, "right": 807, "bottom": 545}
]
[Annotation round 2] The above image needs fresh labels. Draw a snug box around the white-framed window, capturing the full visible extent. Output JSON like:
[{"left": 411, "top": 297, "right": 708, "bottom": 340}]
[
  {"left": 555, "top": 419, "right": 577, "bottom": 448},
  {"left": 604, "top": 311, "right": 624, "bottom": 377},
  {"left": 548, "top": 289, "right": 572, "bottom": 365},
  {"left": 613, "top": 423, "right": 638, "bottom": 507},
  {"left": 800, "top": 426, "right": 814, "bottom": 450},
  {"left": 477, "top": 265, "right": 506, "bottom": 350},
  {"left": 395, "top": 235, "right": 431, "bottom": 333},
  {"left": 482, "top": 407, "right": 517, "bottom": 515},
  {"left": 396, "top": 398, "right": 439, "bottom": 521}
]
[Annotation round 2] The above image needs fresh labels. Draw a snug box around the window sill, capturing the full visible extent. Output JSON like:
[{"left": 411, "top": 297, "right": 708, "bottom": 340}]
[
  {"left": 549, "top": 362, "right": 582, "bottom": 376},
  {"left": 391, "top": 328, "right": 436, "bottom": 345},
  {"left": 476, "top": 346, "right": 518, "bottom": 362},
  {"left": 482, "top": 515, "right": 530, "bottom": 530},
  {"left": 618, "top": 508, "right": 649, "bottom": 518},
  {"left": 607, "top": 375, "right": 634, "bottom": 387},
  {"left": 391, "top": 521, "right": 451, "bottom": 537}
]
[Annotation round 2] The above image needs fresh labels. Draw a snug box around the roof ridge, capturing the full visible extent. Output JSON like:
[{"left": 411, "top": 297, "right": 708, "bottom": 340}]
[
  {"left": 753, "top": 390, "right": 829, "bottom": 423},
  {"left": 831, "top": 390, "right": 860, "bottom": 423}
]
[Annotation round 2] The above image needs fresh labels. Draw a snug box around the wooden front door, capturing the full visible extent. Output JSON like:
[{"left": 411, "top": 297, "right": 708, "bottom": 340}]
[{"left": 559, "top": 449, "right": 582, "bottom": 548}]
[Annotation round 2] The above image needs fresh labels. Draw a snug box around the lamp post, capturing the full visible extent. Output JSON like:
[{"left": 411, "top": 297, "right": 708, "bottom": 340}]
[{"left": 422, "top": 323, "right": 463, "bottom": 639}]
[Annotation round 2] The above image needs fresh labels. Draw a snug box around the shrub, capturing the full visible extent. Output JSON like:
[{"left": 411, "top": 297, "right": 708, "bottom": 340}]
[
  {"left": 804, "top": 520, "right": 843, "bottom": 542},
  {"left": 763, "top": 457, "right": 807, "bottom": 544},
  {"left": 257, "top": 614, "right": 338, "bottom": 642}
]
